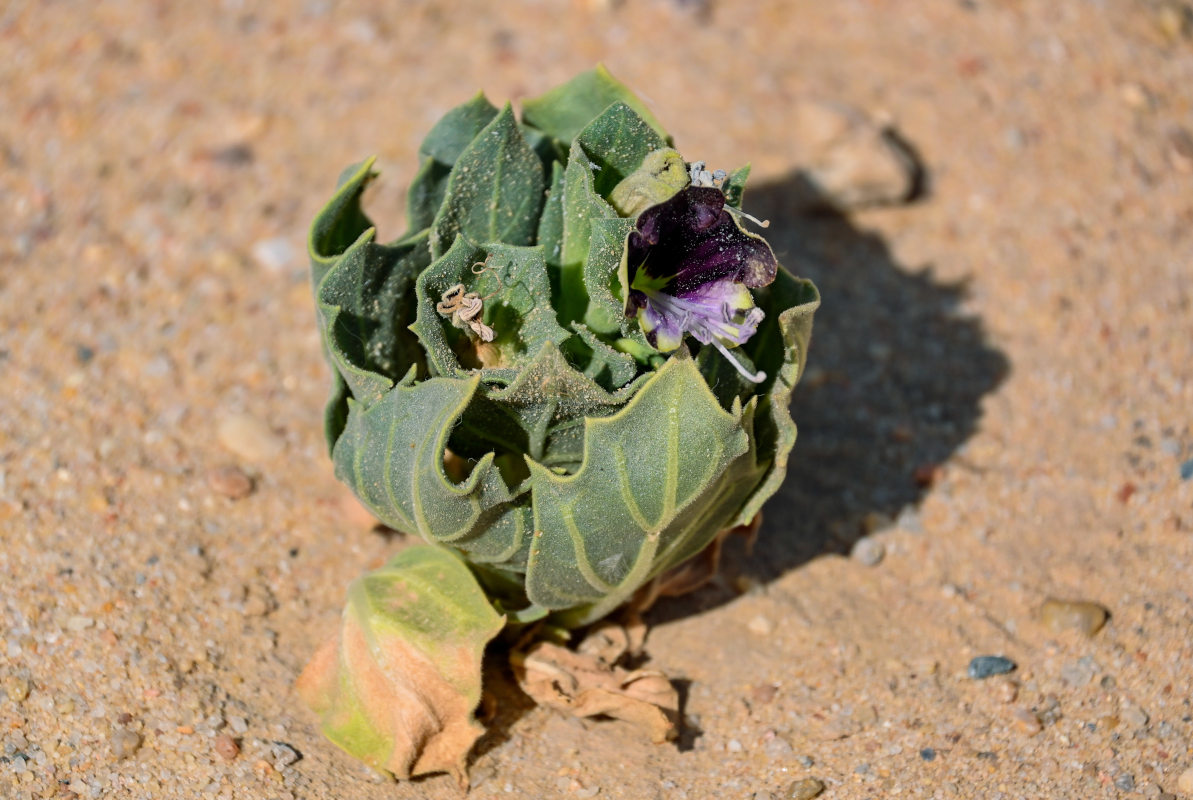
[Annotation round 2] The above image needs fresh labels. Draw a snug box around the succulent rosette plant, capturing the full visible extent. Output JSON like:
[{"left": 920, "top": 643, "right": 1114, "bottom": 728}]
[{"left": 297, "top": 67, "right": 819, "bottom": 781}]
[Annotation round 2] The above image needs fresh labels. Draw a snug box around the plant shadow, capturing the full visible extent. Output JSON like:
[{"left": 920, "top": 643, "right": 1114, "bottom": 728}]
[{"left": 647, "top": 169, "right": 1009, "bottom": 623}]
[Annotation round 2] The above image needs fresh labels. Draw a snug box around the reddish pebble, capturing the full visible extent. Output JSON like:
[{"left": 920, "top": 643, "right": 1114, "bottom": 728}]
[
  {"left": 913, "top": 463, "right": 940, "bottom": 488},
  {"left": 207, "top": 465, "right": 254, "bottom": 499},
  {"left": 214, "top": 733, "right": 240, "bottom": 761}
]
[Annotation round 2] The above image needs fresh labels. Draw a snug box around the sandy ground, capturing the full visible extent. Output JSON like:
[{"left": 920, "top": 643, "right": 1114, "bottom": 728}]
[{"left": 3, "top": 0, "right": 1193, "bottom": 798}]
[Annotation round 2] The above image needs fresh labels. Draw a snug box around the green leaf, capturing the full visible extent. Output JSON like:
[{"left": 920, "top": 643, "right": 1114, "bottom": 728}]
[
  {"left": 520, "top": 123, "right": 567, "bottom": 174},
  {"left": 582, "top": 216, "right": 636, "bottom": 336},
  {"left": 332, "top": 374, "right": 529, "bottom": 551},
  {"left": 411, "top": 238, "right": 573, "bottom": 379},
  {"left": 692, "top": 265, "right": 819, "bottom": 526},
  {"left": 721, "top": 163, "right": 751, "bottom": 208},
  {"left": 732, "top": 269, "right": 820, "bottom": 526},
  {"left": 309, "top": 158, "right": 377, "bottom": 286},
  {"left": 557, "top": 140, "right": 617, "bottom": 323},
  {"left": 405, "top": 157, "right": 451, "bottom": 234},
  {"left": 564, "top": 322, "right": 640, "bottom": 390},
  {"left": 521, "top": 354, "right": 749, "bottom": 616},
  {"left": 487, "top": 342, "right": 644, "bottom": 467},
  {"left": 322, "top": 371, "right": 351, "bottom": 456},
  {"left": 521, "top": 64, "right": 669, "bottom": 146},
  {"left": 296, "top": 544, "right": 505, "bottom": 781},
  {"left": 419, "top": 92, "right": 500, "bottom": 164},
  {"left": 429, "top": 103, "right": 545, "bottom": 258},
  {"left": 537, "top": 160, "right": 566, "bottom": 270},
  {"left": 405, "top": 97, "right": 501, "bottom": 235},
  {"left": 309, "top": 159, "right": 380, "bottom": 450},
  {"left": 575, "top": 102, "right": 666, "bottom": 198},
  {"left": 315, "top": 229, "right": 432, "bottom": 408}
]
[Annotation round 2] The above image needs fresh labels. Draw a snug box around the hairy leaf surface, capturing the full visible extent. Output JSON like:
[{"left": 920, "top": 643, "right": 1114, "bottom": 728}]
[
  {"left": 522, "top": 64, "right": 669, "bottom": 146},
  {"left": 429, "top": 103, "right": 545, "bottom": 258},
  {"left": 522, "top": 355, "right": 747, "bottom": 615}
]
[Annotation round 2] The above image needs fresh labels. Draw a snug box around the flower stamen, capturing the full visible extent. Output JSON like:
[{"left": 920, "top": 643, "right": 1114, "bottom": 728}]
[
  {"left": 723, "top": 204, "right": 770, "bottom": 229},
  {"left": 437, "top": 283, "right": 496, "bottom": 342}
]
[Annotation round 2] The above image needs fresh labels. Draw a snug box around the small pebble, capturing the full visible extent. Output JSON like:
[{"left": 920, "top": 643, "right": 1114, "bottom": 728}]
[
  {"left": 4, "top": 675, "right": 30, "bottom": 702},
  {"left": 920, "top": 747, "right": 937, "bottom": 761},
  {"left": 968, "top": 655, "right": 1016, "bottom": 679},
  {"left": 217, "top": 413, "right": 284, "bottom": 461},
  {"left": 787, "top": 777, "right": 825, "bottom": 800},
  {"left": 850, "top": 536, "right": 885, "bottom": 566},
  {"left": 213, "top": 734, "right": 240, "bottom": 761},
  {"left": 796, "top": 755, "right": 814, "bottom": 768},
  {"left": 111, "top": 728, "right": 142, "bottom": 759},
  {"left": 764, "top": 734, "right": 793, "bottom": 759},
  {"left": 1116, "top": 774, "right": 1136, "bottom": 792},
  {"left": 206, "top": 465, "right": 255, "bottom": 499},
  {"left": 1039, "top": 598, "right": 1109, "bottom": 636},
  {"left": 251, "top": 236, "right": 297, "bottom": 273},
  {"left": 1181, "top": 458, "right": 1193, "bottom": 481},
  {"left": 1061, "top": 655, "right": 1100, "bottom": 687},
  {"left": 992, "top": 678, "right": 1018, "bottom": 703},
  {"left": 751, "top": 684, "right": 778, "bottom": 705},
  {"left": 228, "top": 715, "right": 248, "bottom": 734},
  {"left": 1012, "top": 707, "right": 1043, "bottom": 736},
  {"left": 270, "top": 741, "right": 301, "bottom": 769},
  {"left": 1121, "top": 704, "right": 1149, "bottom": 728},
  {"left": 727, "top": 739, "right": 743, "bottom": 753},
  {"left": 66, "top": 616, "right": 94, "bottom": 632},
  {"left": 747, "top": 615, "right": 774, "bottom": 636},
  {"left": 1177, "top": 766, "right": 1193, "bottom": 794},
  {"left": 1037, "top": 694, "right": 1062, "bottom": 726}
]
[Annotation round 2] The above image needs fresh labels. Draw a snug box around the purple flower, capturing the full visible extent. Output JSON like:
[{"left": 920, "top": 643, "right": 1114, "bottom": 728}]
[{"left": 622, "top": 186, "right": 778, "bottom": 382}]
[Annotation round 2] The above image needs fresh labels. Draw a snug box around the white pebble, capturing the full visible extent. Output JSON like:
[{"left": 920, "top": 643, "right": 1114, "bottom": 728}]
[
  {"left": 1175, "top": 767, "right": 1193, "bottom": 794},
  {"left": 747, "top": 615, "right": 774, "bottom": 636},
  {"left": 251, "top": 237, "right": 297, "bottom": 273},
  {"left": 217, "top": 413, "right": 284, "bottom": 461},
  {"left": 851, "top": 536, "right": 885, "bottom": 567}
]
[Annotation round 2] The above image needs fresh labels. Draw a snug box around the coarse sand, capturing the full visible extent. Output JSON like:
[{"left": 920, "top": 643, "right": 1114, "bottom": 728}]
[{"left": 2, "top": 1, "right": 1192, "bottom": 798}]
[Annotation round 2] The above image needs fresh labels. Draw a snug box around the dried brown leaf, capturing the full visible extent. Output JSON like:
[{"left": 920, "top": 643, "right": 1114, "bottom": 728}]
[{"left": 512, "top": 639, "right": 679, "bottom": 744}]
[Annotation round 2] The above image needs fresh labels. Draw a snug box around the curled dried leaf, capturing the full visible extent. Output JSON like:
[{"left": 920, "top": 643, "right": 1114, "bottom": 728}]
[
  {"left": 512, "top": 637, "right": 679, "bottom": 744},
  {"left": 296, "top": 546, "right": 504, "bottom": 784}
]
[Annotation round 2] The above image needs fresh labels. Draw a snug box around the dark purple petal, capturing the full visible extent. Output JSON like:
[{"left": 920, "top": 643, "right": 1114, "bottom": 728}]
[
  {"left": 622, "top": 183, "right": 777, "bottom": 382},
  {"left": 626, "top": 186, "right": 778, "bottom": 292}
]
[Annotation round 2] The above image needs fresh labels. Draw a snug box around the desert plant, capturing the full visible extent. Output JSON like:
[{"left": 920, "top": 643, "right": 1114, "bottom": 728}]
[{"left": 298, "top": 66, "right": 819, "bottom": 782}]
